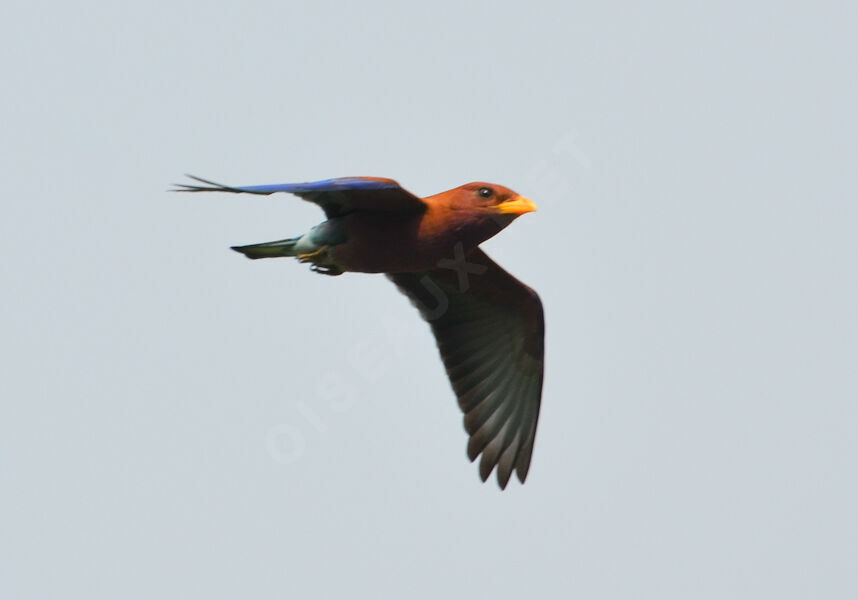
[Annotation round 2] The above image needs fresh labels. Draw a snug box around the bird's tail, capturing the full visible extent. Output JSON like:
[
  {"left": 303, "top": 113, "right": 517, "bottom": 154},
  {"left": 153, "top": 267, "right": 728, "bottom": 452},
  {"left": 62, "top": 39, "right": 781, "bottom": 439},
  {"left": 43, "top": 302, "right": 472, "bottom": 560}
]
[{"left": 231, "top": 236, "right": 302, "bottom": 259}]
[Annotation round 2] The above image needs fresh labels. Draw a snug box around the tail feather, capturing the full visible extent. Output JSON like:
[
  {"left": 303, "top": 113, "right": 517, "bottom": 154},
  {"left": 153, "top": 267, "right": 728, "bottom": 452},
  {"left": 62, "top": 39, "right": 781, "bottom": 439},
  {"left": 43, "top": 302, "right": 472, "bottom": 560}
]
[{"left": 231, "top": 237, "right": 301, "bottom": 259}]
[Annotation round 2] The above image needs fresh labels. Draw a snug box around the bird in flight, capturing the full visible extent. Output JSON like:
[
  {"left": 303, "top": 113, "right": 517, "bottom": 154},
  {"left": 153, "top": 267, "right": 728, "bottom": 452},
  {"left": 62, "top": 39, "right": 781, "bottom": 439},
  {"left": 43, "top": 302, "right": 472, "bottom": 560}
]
[{"left": 174, "top": 174, "right": 544, "bottom": 489}]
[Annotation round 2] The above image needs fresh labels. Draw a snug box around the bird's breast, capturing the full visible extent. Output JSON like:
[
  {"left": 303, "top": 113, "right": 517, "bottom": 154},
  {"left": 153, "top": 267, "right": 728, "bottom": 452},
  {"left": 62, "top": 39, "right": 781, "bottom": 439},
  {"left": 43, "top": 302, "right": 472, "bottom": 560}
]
[{"left": 330, "top": 209, "right": 501, "bottom": 274}]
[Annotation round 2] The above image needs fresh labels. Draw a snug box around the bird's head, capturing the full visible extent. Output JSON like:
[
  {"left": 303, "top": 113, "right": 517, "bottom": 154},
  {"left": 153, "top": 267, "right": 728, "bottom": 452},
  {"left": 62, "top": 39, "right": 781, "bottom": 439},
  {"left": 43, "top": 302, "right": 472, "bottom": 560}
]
[
  {"left": 449, "top": 182, "right": 537, "bottom": 216},
  {"left": 438, "top": 181, "right": 536, "bottom": 219},
  {"left": 430, "top": 182, "right": 537, "bottom": 241}
]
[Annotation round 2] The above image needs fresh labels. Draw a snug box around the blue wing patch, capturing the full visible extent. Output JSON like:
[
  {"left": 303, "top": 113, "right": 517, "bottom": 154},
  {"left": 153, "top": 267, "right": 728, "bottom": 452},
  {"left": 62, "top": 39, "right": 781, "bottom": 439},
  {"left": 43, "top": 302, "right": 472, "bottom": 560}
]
[
  {"left": 173, "top": 174, "right": 426, "bottom": 217},
  {"left": 173, "top": 174, "right": 402, "bottom": 196}
]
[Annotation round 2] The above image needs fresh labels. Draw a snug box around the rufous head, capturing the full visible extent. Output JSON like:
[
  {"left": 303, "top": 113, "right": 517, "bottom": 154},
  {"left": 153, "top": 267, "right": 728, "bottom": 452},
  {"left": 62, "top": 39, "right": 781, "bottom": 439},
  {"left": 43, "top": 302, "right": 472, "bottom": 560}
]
[{"left": 441, "top": 182, "right": 538, "bottom": 217}]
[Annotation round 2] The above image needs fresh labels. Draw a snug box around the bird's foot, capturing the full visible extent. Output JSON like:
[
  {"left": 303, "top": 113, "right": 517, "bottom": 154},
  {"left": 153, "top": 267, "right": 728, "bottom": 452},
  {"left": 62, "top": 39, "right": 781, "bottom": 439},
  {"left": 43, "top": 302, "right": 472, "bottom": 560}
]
[{"left": 310, "top": 264, "right": 343, "bottom": 276}]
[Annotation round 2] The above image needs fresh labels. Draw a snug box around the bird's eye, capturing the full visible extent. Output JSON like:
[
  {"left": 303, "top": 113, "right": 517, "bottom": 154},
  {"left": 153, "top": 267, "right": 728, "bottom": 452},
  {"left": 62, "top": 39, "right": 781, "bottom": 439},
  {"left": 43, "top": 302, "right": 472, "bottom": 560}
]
[{"left": 478, "top": 187, "right": 493, "bottom": 199}]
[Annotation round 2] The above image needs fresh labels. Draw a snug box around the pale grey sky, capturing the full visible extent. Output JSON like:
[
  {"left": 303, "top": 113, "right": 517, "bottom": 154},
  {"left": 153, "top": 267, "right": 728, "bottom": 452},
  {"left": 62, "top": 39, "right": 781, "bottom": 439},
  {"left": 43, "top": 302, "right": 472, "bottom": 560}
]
[{"left": 2, "top": 1, "right": 856, "bottom": 598}]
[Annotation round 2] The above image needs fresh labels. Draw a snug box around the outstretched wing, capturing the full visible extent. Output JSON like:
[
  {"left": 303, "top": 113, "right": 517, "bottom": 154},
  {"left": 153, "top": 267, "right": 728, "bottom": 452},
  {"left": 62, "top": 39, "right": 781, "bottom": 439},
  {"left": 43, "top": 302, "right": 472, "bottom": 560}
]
[
  {"left": 388, "top": 249, "right": 544, "bottom": 489},
  {"left": 173, "top": 174, "right": 426, "bottom": 218}
]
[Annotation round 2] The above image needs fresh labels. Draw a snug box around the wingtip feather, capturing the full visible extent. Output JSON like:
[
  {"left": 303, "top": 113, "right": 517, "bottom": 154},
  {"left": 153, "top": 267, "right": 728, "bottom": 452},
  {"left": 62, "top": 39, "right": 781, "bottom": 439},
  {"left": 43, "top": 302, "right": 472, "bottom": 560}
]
[{"left": 479, "top": 455, "right": 494, "bottom": 482}]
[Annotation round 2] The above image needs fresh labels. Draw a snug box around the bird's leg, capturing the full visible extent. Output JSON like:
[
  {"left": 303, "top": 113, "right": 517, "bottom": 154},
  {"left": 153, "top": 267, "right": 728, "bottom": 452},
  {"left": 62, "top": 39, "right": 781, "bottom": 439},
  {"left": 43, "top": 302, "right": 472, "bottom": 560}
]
[
  {"left": 297, "top": 246, "right": 328, "bottom": 263},
  {"left": 297, "top": 245, "right": 343, "bottom": 275}
]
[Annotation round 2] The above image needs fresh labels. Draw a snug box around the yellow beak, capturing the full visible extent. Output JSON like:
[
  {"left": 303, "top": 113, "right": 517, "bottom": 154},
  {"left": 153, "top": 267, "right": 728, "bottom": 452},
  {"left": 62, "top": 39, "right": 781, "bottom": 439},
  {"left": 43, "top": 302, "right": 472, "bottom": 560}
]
[{"left": 496, "top": 195, "right": 538, "bottom": 215}]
